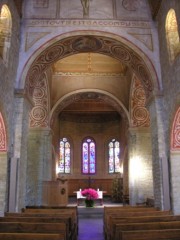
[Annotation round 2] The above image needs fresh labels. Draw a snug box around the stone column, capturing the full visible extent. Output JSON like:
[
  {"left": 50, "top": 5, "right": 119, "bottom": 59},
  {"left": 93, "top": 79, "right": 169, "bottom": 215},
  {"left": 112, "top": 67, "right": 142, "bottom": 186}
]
[
  {"left": 170, "top": 151, "right": 180, "bottom": 214},
  {"left": 0, "top": 153, "right": 8, "bottom": 215},
  {"left": 26, "top": 128, "right": 52, "bottom": 206},
  {"left": 128, "top": 127, "right": 153, "bottom": 205},
  {"left": 148, "top": 96, "right": 171, "bottom": 210},
  {"left": 9, "top": 91, "right": 32, "bottom": 212}
]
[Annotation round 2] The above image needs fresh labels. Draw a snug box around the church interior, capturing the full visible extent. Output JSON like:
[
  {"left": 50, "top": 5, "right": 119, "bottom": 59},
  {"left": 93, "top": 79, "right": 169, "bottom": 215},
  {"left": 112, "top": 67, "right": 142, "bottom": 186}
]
[{"left": 0, "top": 0, "right": 180, "bottom": 239}]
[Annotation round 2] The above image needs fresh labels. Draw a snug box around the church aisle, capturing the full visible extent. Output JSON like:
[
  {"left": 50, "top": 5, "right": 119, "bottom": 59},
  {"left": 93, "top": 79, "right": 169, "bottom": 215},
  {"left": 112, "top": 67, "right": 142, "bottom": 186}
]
[
  {"left": 77, "top": 207, "right": 104, "bottom": 240},
  {"left": 78, "top": 218, "right": 104, "bottom": 240}
]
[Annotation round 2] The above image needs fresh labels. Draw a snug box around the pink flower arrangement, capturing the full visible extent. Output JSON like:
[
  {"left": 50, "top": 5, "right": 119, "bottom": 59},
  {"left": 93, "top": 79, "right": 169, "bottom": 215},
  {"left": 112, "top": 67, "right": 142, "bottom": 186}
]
[{"left": 81, "top": 188, "right": 98, "bottom": 200}]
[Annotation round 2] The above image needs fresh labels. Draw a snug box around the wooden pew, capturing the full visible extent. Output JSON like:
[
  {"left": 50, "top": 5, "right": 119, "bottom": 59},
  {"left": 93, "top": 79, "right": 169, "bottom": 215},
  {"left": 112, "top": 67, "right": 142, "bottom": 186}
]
[
  {"left": 3, "top": 214, "right": 77, "bottom": 240},
  {"left": 106, "top": 214, "right": 180, "bottom": 240},
  {"left": 110, "top": 221, "right": 180, "bottom": 240},
  {"left": 0, "top": 233, "right": 65, "bottom": 240},
  {"left": 0, "top": 216, "right": 72, "bottom": 234},
  {"left": 0, "top": 222, "right": 68, "bottom": 239},
  {"left": 21, "top": 207, "right": 78, "bottom": 230},
  {"left": 5, "top": 211, "right": 78, "bottom": 237},
  {"left": 103, "top": 207, "right": 172, "bottom": 240},
  {"left": 120, "top": 229, "right": 180, "bottom": 240},
  {"left": 104, "top": 210, "right": 171, "bottom": 236},
  {"left": 103, "top": 206, "right": 159, "bottom": 223}
]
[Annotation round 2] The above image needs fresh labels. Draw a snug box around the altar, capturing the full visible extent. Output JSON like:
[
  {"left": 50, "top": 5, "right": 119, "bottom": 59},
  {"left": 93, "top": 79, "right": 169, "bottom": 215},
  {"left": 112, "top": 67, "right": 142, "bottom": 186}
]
[{"left": 75, "top": 190, "right": 106, "bottom": 206}]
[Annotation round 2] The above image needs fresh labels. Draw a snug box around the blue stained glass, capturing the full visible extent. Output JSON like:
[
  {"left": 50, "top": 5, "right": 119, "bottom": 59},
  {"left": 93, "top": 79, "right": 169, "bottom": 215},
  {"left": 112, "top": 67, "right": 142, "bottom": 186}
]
[
  {"left": 59, "top": 138, "right": 71, "bottom": 174},
  {"left": 108, "top": 139, "right": 120, "bottom": 173},
  {"left": 82, "top": 138, "right": 96, "bottom": 174}
]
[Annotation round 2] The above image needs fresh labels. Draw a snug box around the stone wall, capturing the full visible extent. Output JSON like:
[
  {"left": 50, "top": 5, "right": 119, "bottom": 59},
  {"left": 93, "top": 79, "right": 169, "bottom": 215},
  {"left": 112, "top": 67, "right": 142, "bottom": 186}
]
[
  {"left": 128, "top": 128, "right": 153, "bottom": 205},
  {"left": 0, "top": 0, "right": 20, "bottom": 213},
  {"left": 155, "top": 0, "right": 180, "bottom": 213}
]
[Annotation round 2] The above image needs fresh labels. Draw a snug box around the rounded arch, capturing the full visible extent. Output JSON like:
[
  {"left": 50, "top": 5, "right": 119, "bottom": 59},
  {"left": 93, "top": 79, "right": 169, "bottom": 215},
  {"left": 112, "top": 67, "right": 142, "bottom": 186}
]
[
  {"left": 49, "top": 89, "right": 130, "bottom": 128},
  {"left": 171, "top": 106, "right": 180, "bottom": 151},
  {"left": 20, "top": 31, "right": 160, "bottom": 102}
]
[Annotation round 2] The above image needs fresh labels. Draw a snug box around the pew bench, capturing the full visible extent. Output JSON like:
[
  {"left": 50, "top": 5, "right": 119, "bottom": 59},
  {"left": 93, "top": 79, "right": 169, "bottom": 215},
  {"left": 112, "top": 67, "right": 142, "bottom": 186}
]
[
  {"left": 105, "top": 214, "right": 180, "bottom": 240},
  {"left": 0, "top": 233, "right": 65, "bottom": 240},
  {"left": 104, "top": 209, "right": 171, "bottom": 235},
  {"left": 21, "top": 207, "right": 78, "bottom": 228},
  {"left": 103, "top": 208, "right": 172, "bottom": 239},
  {"left": 0, "top": 216, "right": 73, "bottom": 236},
  {"left": 104, "top": 206, "right": 159, "bottom": 222},
  {"left": 108, "top": 221, "right": 180, "bottom": 240},
  {"left": 4, "top": 213, "right": 77, "bottom": 240},
  {"left": 0, "top": 222, "right": 68, "bottom": 239},
  {"left": 120, "top": 229, "right": 180, "bottom": 240}
]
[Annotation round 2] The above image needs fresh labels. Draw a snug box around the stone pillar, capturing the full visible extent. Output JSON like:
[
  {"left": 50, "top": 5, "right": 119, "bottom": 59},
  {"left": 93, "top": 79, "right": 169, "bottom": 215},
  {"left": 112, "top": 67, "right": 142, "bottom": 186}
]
[
  {"left": 0, "top": 153, "right": 8, "bottom": 215},
  {"left": 9, "top": 91, "right": 32, "bottom": 212},
  {"left": 170, "top": 151, "right": 180, "bottom": 214},
  {"left": 128, "top": 127, "right": 153, "bottom": 205},
  {"left": 26, "top": 128, "right": 52, "bottom": 206},
  {"left": 148, "top": 96, "right": 171, "bottom": 210}
]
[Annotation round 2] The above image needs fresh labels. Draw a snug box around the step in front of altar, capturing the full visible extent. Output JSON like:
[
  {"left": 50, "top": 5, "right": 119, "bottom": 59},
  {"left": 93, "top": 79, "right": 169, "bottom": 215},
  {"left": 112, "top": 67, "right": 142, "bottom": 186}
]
[{"left": 78, "top": 207, "right": 104, "bottom": 219}]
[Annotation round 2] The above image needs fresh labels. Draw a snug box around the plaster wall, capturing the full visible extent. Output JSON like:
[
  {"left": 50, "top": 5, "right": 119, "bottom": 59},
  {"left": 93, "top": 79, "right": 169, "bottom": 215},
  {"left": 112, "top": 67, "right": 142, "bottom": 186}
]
[
  {"left": 57, "top": 118, "right": 124, "bottom": 179},
  {"left": 0, "top": 0, "right": 20, "bottom": 213},
  {"left": 128, "top": 128, "right": 153, "bottom": 205},
  {"left": 156, "top": 0, "right": 180, "bottom": 213}
]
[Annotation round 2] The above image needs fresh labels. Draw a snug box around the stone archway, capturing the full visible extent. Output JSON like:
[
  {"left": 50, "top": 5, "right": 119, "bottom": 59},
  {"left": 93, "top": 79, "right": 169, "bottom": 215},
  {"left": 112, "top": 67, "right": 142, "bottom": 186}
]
[
  {"left": 21, "top": 32, "right": 160, "bottom": 207},
  {"left": 24, "top": 33, "right": 160, "bottom": 108},
  {"left": 49, "top": 90, "right": 130, "bottom": 128}
]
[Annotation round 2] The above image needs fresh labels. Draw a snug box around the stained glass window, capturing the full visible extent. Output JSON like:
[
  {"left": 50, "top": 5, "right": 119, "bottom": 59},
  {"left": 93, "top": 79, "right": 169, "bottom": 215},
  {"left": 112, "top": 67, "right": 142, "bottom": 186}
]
[
  {"left": 82, "top": 138, "right": 96, "bottom": 174},
  {"left": 108, "top": 139, "right": 120, "bottom": 173},
  {"left": 166, "top": 9, "right": 180, "bottom": 63},
  {"left": 0, "top": 5, "right": 12, "bottom": 64},
  {"left": 58, "top": 138, "right": 71, "bottom": 174}
]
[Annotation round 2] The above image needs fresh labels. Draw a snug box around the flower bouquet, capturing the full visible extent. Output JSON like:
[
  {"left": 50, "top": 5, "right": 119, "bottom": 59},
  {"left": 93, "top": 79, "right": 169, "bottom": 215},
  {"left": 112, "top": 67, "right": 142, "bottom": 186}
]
[{"left": 81, "top": 188, "right": 98, "bottom": 207}]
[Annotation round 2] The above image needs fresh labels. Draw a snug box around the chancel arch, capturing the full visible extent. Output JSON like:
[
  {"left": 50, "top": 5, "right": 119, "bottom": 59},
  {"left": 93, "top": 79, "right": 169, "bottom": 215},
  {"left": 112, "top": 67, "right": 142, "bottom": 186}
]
[
  {"left": 21, "top": 32, "right": 160, "bottom": 207},
  {"left": 22, "top": 33, "right": 160, "bottom": 103}
]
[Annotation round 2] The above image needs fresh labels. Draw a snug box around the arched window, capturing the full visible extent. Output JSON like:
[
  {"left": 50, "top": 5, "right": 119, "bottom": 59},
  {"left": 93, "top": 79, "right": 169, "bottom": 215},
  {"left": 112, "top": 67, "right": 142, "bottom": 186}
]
[
  {"left": 108, "top": 139, "right": 120, "bottom": 173},
  {"left": 58, "top": 138, "right": 71, "bottom": 174},
  {"left": 0, "top": 4, "right": 12, "bottom": 64},
  {"left": 166, "top": 9, "right": 180, "bottom": 63},
  {"left": 82, "top": 137, "right": 96, "bottom": 174}
]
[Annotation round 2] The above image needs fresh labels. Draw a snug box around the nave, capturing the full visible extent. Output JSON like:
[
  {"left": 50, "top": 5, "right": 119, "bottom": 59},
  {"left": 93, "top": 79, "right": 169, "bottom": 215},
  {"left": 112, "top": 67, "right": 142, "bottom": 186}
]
[
  {"left": 78, "top": 207, "right": 104, "bottom": 240},
  {"left": 0, "top": 201, "right": 180, "bottom": 240}
]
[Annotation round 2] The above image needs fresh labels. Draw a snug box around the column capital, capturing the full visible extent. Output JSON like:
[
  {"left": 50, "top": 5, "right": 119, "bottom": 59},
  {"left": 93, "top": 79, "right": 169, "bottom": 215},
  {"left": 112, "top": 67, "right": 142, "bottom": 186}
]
[{"left": 14, "top": 88, "right": 34, "bottom": 108}]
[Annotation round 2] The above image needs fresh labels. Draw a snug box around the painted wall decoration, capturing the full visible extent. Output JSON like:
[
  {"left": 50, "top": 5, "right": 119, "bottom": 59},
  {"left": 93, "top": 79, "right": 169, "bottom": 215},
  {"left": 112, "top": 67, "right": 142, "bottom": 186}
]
[
  {"left": 29, "top": 72, "right": 49, "bottom": 127},
  {"left": 171, "top": 107, "right": 180, "bottom": 151},
  {"left": 130, "top": 75, "right": 150, "bottom": 127},
  {"left": 122, "top": 0, "right": 143, "bottom": 11},
  {"left": 25, "top": 35, "right": 155, "bottom": 105},
  {"left": 0, "top": 113, "right": 7, "bottom": 152}
]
